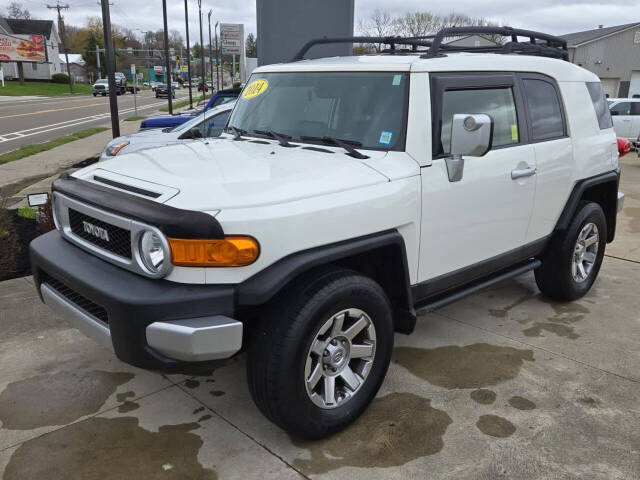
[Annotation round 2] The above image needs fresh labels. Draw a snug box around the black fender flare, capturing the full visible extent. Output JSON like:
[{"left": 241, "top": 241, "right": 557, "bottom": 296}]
[
  {"left": 237, "top": 229, "right": 416, "bottom": 333},
  {"left": 554, "top": 170, "right": 619, "bottom": 242}
]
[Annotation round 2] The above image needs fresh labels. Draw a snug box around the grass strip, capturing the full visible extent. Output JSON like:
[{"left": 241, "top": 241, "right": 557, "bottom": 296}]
[
  {"left": 159, "top": 95, "right": 203, "bottom": 112},
  {"left": 0, "top": 127, "right": 109, "bottom": 166},
  {"left": 0, "top": 80, "right": 92, "bottom": 97},
  {"left": 124, "top": 116, "right": 147, "bottom": 121}
]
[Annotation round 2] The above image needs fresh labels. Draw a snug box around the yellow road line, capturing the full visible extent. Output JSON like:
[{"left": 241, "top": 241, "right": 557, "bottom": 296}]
[{"left": 0, "top": 102, "right": 109, "bottom": 119}]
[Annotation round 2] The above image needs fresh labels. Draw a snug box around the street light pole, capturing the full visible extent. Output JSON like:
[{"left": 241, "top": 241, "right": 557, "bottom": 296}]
[
  {"left": 215, "top": 22, "right": 220, "bottom": 90},
  {"left": 100, "top": 0, "right": 119, "bottom": 138},
  {"left": 162, "top": 0, "right": 173, "bottom": 114},
  {"left": 208, "top": 10, "right": 213, "bottom": 92},
  {"left": 198, "top": 0, "right": 205, "bottom": 100},
  {"left": 184, "top": 0, "right": 193, "bottom": 109}
]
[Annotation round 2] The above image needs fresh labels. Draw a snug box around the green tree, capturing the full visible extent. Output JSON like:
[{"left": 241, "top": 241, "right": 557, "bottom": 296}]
[{"left": 245, "top": 33, "right": 257, "bottom": 57}]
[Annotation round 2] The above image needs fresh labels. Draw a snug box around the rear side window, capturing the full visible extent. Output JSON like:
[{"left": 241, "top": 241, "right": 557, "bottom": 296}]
[
  {"left": 440, "top": 88, "right": 519, "bottom": 153},
  {"left": 586, "top": 82, "right": 613, "bottom": 129},
  {"left": 522, "top": 79, "right": 565, "bottom": 141}
]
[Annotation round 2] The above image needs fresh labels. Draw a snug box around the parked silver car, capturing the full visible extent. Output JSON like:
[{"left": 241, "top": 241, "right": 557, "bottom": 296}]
[{"left": 100, "top": 101, "right": 235, "bottom": 161}]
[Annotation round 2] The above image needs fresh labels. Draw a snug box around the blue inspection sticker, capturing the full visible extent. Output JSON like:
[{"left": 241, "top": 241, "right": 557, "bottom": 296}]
[
  {"left": 379, "top": 130, "right": 393, "bottom": 145},
  {"left": 392, "top": 74, "right": 402, "bottom": 86}
]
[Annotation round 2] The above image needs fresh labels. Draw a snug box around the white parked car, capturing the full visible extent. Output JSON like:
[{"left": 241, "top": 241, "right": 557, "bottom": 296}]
[
  {"left": 608, "top": 97, "right": 640, "bottom": 145},
  {"left": 100, "top": 102, "right": 235, "bottom": 161},
  {"left": 31, "top": 27, "right": 623, "bottom": 439}
]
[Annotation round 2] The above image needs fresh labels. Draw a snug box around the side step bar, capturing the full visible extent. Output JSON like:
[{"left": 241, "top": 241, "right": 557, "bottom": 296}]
[{"left": 415, "top": 259, "right": 541, "bottom": 313}]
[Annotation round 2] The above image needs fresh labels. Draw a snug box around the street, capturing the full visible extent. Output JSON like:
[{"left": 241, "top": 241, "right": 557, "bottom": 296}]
[{"left": 0, "top": 90, "right": 193, "bottom": 154}]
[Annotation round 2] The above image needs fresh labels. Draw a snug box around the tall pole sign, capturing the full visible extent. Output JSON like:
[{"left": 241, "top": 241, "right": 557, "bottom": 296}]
[{"left": 220, "top": 23, "right": 245, "bottom": 84}]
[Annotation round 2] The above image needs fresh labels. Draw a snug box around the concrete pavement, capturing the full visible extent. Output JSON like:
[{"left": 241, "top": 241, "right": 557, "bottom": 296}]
[
  {"left": 0, "top": 90, "right": 193, "bottom": 155},
  {"left": 0, "top": 159, "right": 638, "bottom": 478}
]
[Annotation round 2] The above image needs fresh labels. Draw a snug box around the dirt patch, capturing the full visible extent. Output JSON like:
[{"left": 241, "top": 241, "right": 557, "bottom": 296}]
[
  {"left": 291, "top": 392, "right": 452, "bottom": 475},
  {"left": 508, "top": 396, "right": 536, "bottom": 410},
  {"left": 470, "top": 389, "right": 497, "bottom": 405},
  {"left": 3, "top": 417, "right": 217, "bottom": 480},
  {"left": 0, "top": 208, "right": 37, "bottom": 281},
  {"left": 116, "top": 391, "right": 135, "bottom": 402},
  {"left": 210, "top": 390, "right": 225, "bottom": 397},
  {"left": 184, "top": 379, "right": 200, "bottom": 389},
  {"left": 0, "top": 371, "right": 134, "bottom": 429},
  {"left": 393, "top": 343, "right": 534, "bottom": 389},
  {"left": 476, "top": 415, "right": 516, "bottom": 438}
]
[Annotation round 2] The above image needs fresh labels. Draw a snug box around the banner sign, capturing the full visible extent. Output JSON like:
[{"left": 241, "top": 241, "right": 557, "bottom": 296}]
[
  {"left": 153, "top": 65, "right": 164, "bottom": 74},
  {"left": 0, "top": 34, "right": 47, "bottom": 62}
]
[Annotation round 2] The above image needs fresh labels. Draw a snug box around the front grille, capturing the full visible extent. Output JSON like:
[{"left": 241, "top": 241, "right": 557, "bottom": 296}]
[
  {"left": 42, "top": 273, "right": 109, "bottom": 325},
  {"left": 68, "top": 208, "right": 131, "bottom": 258}
]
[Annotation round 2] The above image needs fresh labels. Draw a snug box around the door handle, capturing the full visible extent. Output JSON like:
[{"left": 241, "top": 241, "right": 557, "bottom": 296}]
[{"left": 511, "top": 166, "right": 537, "bottom": 180}]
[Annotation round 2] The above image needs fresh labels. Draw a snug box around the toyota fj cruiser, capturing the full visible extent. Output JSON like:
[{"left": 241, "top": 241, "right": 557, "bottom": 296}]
[{"left": 30, "top": 27, "right": 624, "bottom": 439}]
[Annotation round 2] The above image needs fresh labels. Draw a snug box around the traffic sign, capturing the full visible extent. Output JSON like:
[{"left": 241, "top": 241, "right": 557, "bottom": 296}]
[
  {"left": 130, "top": 64, "right": 136, "bottom": 75},
  {"left": 220, "top": 23, "right": 244, "bottom": 55}
]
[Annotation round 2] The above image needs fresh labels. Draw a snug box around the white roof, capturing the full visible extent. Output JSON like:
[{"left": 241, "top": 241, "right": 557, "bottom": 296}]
[
  {"left": 255, "top": 52, "right": 598, "bottom": 83},
  {"left": 58, "top": 53, "right": 84, "bottom": 65}
]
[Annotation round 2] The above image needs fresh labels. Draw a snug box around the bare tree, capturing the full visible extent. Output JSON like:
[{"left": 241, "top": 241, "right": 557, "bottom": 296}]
[
  {"left": 6, "top": 2, "right": 31, "bottom": 19},
  {"left": 357, "top": 9, "right": 395, "bottom": 52},
  {"left": 394, "top": 12, "right": 438, "bottom": 38}
]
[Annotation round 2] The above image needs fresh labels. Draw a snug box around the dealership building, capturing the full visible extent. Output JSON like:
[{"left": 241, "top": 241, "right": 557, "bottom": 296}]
[
  {"left": 0, "top": 18, "right": 63, "bottom": 81},
  {"left": 562, "top": 22, "right": 640, "bottom": 98}
]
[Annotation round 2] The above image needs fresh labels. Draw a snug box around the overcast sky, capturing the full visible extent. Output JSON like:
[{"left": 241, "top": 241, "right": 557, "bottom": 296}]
[{"left": 14, "top": 0, "right": 639, "bottom": 41}]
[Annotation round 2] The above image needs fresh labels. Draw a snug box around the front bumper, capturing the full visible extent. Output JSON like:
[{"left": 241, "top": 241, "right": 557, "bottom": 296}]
[{"left": 30, "top": 231, "right": 242, "bottom": 369}]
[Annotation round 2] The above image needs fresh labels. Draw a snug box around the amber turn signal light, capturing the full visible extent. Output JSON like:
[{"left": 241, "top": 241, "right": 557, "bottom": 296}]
[{"left": 168, "top": 236, "right": 259, "bottom": 267}]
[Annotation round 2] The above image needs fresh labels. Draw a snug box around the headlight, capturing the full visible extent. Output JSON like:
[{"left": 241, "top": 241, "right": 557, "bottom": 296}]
[
  {"left": 104, "top": 141, "right": 130, "bottom": 157},
  {"left": 139, "top": 230, "right": 165, "bottom": 273}
]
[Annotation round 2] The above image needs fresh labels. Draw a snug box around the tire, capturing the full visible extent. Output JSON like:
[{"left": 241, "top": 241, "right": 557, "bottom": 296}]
[
  {"left": 93, "top": 93, "right": 97, "bottom": 96},
  {"left": 247, "top": 266, "right": 394, "bottom": 439},
  {"left": 535, "top": 201, "right": 606, "bottom": 301}
]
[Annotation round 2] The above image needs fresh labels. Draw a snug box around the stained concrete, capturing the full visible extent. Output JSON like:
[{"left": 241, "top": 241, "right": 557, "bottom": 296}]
[{"left": 1, "top": 159, "right": 639, "bottom": 478}]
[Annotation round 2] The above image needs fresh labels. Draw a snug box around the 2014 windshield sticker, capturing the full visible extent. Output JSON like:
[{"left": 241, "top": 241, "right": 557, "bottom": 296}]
[
  {"left": 379, "top": 130, "right": 393, "bottom": 145},
  {"left": 242, "top": 79, "right": 269, "bottom": 99}
]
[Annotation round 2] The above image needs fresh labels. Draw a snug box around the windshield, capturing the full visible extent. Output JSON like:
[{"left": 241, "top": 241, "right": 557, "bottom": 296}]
[{"left": 228, "top": 71, "right": 409, "bottom": 150}]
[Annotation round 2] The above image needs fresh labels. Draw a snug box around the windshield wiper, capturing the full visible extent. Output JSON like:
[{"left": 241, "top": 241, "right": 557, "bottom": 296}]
[
  {"left": 226, "top": 126, "right": 247, "bottom": 141},
  {"left": 300, "top": 136, "right": 369, "bottom": 159},
  {"left": 253, "top": 129, "right": 295, "bottom": 147}
]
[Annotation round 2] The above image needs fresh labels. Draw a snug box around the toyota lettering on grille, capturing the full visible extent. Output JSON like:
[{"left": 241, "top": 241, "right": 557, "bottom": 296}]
[{"left": 82, "top": 220, "right": 110, "bottom": 242}]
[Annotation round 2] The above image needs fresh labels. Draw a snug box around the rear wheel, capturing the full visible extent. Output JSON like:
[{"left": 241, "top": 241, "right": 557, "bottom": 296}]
[
  {"left": 247, "top": 267, "right": 394, "bottom": 439},
  {"left": 535, "top": 201, "right": 606, "bottom": 301}
]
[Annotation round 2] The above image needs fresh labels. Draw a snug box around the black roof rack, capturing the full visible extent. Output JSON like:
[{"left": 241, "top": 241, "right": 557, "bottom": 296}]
[
  {"left": 424, "top": 26, "right": 568, "bottom": 60},
  {"left": 291, "top": 26, "right": 569, "bottom": 62}
]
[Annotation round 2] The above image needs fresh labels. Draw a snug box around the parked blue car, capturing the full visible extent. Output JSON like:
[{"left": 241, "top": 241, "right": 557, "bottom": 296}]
[{"left": 140, "top": 88, "right": 241, "bottom": 130}]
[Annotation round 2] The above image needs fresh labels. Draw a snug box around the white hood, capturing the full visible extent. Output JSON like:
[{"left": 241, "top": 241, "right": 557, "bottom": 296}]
[{"left": 77, "top": 138, "right": 390, "bottom": 211}]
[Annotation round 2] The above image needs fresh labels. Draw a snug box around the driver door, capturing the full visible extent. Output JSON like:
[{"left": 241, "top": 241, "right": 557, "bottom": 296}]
[{"left": 418, "top": 73, "right": 537, "bottom": 289}]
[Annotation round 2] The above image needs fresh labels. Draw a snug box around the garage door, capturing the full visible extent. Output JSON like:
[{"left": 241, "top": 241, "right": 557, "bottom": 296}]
[
  {"left": 600, "top": 78, "right": 620, "bottom": 98},
  {"left": 629, "top": 71, "right": 640, "bottom": 98}
]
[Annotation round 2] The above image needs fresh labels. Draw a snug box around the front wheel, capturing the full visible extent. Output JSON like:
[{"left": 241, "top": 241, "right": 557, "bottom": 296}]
[
  {"left": 535, "top": 201, "right": 606, "bottom": 301},
  {"left": 247, "top": 267, "right": 394, "bottom": 439}
]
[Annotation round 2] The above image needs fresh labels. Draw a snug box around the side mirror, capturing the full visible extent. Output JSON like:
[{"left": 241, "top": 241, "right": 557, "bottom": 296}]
[{"left": 446, "top": 114, "right": 493, "bottom": 182}]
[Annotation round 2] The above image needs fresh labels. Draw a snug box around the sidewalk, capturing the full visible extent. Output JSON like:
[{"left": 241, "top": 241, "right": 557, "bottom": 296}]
[{"left": 0, "top": 121, "right": 140, "bottom": 203}]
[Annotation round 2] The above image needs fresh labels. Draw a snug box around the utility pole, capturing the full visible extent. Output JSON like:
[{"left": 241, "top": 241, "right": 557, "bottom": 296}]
[
  {"left": 184, "top": 0, "right": 193, "bottom": 109},
  {"left": 47, "top": 2, "right": 73, "bottom": 94},
  {"left": 208, "top": 10, "right": 213, "bottom": 93},
  {"left": 162, "top": 0, "right": 173, "bottom": 114},
  {"left": 198, "top": 0, "right": 205, "bottom": 100},
  {"left": 100, "top": 0, "right": 119, "bottom": 137}
]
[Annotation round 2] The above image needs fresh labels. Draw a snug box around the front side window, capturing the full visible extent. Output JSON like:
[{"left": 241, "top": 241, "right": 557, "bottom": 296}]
[
  {"left": 228, "top": 72, "right": 409, "bottom": 150},
  {"left": 440, "top": 87, "right": 519, "bottom": 154},
  {"left": 201, "top": 111, "right": 231, "bottom": 137},
  {"left": 610, "top": 102, "right": 631, "bottom": 116},
  {"left": 522, "top": 79, "right": 565, "bottom": 141},
  {"left": 211, "top": 96, "right": 236, "bottom": 108}
]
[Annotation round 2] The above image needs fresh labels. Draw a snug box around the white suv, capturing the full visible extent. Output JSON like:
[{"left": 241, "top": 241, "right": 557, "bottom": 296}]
[{"left": 31, "top": 27, "right": 624, "bottom": 439}]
